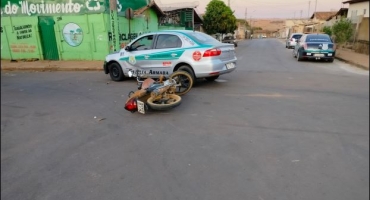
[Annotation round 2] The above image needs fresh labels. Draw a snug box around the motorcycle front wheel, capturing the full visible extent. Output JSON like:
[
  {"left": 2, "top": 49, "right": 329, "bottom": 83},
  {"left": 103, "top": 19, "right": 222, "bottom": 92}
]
[
  {"left": 146, "top": 94, "right": 182, "bottom": 111},
  {"left": 169, "top": 71, "right": 193, "bottom": 96}
]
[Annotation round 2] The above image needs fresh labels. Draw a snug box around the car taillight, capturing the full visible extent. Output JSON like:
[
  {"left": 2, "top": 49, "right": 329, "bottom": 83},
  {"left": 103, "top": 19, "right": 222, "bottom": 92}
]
[
  {"left": 124, "top": 98, "right": 137, "bottom": 112},
  {"left": 203, "top": 48, "right": 221, "bottom": 57}
]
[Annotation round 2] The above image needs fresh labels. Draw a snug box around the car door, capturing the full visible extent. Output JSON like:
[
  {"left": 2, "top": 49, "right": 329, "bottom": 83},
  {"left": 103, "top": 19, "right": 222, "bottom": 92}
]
[
  {"left": 294, "top": 35, "right": 304, "bottom": 56},
  {"left": 119, "top": 34, "right": 155, "bottom": 70},
  {"left": 149, "top": 34, "right": 184, "bottom": 74}
]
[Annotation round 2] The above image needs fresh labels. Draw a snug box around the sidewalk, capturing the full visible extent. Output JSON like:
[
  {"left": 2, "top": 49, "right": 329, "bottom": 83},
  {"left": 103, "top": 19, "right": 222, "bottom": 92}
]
[
  {"left": 335, "top": 48, "right": 369, "bottom": 70},
  {"left": 1, "top": 60, "right": 103, "bottom": 71}
]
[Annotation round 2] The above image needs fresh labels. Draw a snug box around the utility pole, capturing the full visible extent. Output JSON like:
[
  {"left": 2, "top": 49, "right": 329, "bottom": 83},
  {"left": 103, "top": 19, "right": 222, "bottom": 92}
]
[
  {"left": 109, "top": 0, "right": 119, "bottom": 52},
  {"left": 308, "top": 1, "right": 311, "bottom": 18},
  {"left": 314, "top": 0, "right": 318, "bottom": 32},
  {"left": 300, "top": 10, "right": 302, "bottom": 19},
  {"left": 245, "top": 8, "right": 248, "bottom": 38},
  {"left": 228, "top": 0, "right": 230, "bottom": 7},
  {"left": 294, "top": 11, "right": 296, "bottom": 19},
  {"left": 245, "top": 8, "right": 247, "bottom": 25}
]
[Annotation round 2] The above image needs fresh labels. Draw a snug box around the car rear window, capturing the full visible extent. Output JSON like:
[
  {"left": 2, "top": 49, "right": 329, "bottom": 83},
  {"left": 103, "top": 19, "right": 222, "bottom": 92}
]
[
  {"left": 292, "top": 34, "right": 302, "bottom": 39},
  {"left": 306, "top": 35, "right": 332, "bottom": 42},
  {"left": 186, "top": 32, "right": 221, "bottom": 45}
]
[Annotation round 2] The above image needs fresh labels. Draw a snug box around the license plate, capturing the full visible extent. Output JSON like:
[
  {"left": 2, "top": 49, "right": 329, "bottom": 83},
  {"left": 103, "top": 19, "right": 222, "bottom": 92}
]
[
  {"left": 226, "top": 63, "right": 235, "bottom": 69},
  {"left": 314, "top": 54, "right": 324, "bottom": 57},
  {"left": 137, "top": 100, "right": 145, "bottom": 114}
]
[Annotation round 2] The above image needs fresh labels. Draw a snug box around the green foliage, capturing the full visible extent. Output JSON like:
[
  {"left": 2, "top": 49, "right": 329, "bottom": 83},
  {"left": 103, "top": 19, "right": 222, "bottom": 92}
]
[
  {"left": 203, "top": 0, "right": 238, "bottom": 35},
  {"left": 322, "top": 26, "right": 332, "bottom": 36},
  {"left": 252, "top": 27, "right": 262, "bottom": 30},
  {"left": 236, "top": 19, "right": 249, "bottom": 27},
  {"left": 332, "top": 18, "right": 354, "bottom": 44}
]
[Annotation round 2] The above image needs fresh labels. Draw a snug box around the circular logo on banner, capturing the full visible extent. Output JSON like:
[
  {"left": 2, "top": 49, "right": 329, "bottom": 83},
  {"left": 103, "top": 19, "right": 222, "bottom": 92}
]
[
  {"left": 192, "top": 51, "right": 202, "bottom": 61},
  {"left": 62, "top": 23, "right": 83, "bottom": 47}
]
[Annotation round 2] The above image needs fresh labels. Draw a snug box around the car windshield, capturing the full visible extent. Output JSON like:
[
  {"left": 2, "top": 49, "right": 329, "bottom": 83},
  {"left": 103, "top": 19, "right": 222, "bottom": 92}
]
[
  {"left": 186, "top": 32, "right": 221, "bottom": 45},
  {"left": 306, "top": 35, "right": 332, "bottom": 42},
  {"left": 292, "top": 34, "right": 302, "bottom": 39}
]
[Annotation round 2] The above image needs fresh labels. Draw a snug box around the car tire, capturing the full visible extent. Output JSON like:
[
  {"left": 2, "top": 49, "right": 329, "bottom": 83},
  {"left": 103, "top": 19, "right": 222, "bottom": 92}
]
[
  {"left": 327, "top": 58, "right": 334, "bottom": 63},
  {"left": 205, "top": 75, "right": 219, "bottom": 81},
  {"left": 177, "top": 65, "right": 195, "bottom": 83},
  {"left": 296, "top": 50, "right": 302, "bottom": 61},
  {"left": 109, "top": 62, "right": 125, "bottom": 81}
]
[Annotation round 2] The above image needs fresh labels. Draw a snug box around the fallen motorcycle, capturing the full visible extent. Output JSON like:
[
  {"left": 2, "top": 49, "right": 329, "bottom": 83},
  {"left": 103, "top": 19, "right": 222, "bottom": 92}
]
[{"left": 124, "top": 70, "right": 193, "bottom": 114}]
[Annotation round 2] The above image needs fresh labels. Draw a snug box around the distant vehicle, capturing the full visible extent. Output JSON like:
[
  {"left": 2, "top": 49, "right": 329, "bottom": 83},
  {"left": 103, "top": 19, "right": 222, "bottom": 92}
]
[
  {"left": 104, "top": 30, "right": 237, "bottom": 82},
  {"left": 222, "top": 36, "right": 238, "bottom": 47},
  {"left": 293, "top": 33, "right": 336, "bottom": 62},
  {"left": 262, "top": 35, "right": 267, "bottom": 38},
  {"left": 286, "top": 33, "right": 303, "bottom": 49}
]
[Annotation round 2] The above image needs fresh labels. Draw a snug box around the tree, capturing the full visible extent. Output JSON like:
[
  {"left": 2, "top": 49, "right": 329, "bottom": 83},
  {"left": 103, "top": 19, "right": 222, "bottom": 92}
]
[
  {"left": 202, "top": 0, "right": 237, "bottom": 36},
  {"left": 236, "top": 19, "right": 249, "bottom": 28},
  {"left": 332, "top": 18, "right": 354, "bottom": 45},
  {"left": 322, "top": 26, "right": 332, "bottom": 36}
]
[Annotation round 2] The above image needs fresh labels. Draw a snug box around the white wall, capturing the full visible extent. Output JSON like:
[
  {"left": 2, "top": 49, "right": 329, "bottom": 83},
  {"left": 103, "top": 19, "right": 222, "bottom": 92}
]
[{"left": 347, "top": 1, "right": 369, "bottom": 18}]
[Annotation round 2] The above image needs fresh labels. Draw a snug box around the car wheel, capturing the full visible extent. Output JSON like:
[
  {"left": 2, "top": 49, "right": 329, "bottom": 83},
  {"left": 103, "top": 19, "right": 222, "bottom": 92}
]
[
  {"left": 177, "top": 65, "right": 195, "bottom": 83},
  {"left": 234, "top": 43, "right": 237, "bottom": 47},
  {"left": 109, "top": 62, "right": 125, "bottom": 81},
  {"left": 327, "top": 58, "right": 334, "bottom": 63},
  {"left": 296, "top": 50, "right": 302, "bottom": 61},
  {"left": 205, "top": 75, "right": 219, "bottom": 81}
]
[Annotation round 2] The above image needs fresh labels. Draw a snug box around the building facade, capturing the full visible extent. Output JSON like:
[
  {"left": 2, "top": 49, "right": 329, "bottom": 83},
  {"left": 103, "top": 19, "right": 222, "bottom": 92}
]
[{"left": 0, "top": 0, "right": 164, "bottom": 61}]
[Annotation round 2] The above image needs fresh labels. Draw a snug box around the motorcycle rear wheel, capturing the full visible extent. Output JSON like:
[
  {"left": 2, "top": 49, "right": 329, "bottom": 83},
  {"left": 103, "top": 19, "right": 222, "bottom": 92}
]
[
  {"left": 147, "top": 94, "right": 182, "bottom": 111},
  {"left": 169, "top": 71, "right": 193, "bottom": 96}
]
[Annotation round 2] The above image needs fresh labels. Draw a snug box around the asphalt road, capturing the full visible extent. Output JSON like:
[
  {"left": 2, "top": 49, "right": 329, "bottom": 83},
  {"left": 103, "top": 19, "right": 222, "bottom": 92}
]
[{"left": 1, "top": 38, "right": 369, "bottom": 200}]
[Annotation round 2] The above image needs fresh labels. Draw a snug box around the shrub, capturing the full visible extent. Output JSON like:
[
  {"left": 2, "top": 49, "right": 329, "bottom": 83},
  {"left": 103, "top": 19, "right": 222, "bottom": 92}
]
[{"left": 332, "top": 18, "right": 354, "bottom": 45}]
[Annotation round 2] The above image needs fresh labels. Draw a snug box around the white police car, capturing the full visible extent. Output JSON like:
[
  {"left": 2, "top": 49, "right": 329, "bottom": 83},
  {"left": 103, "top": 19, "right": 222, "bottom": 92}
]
[{"left": 104, "top": 30, "right": 237, "bottom": 82}]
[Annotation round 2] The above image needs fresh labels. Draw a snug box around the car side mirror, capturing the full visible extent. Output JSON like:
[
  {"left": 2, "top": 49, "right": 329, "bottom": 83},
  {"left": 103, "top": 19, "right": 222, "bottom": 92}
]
[{"left": 125, "top": 46, "right": 131, "bottom": 51}]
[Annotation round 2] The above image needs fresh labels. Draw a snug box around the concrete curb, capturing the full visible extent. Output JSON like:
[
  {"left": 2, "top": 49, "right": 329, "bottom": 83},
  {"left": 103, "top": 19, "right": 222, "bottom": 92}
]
[
  {"left": 1, "top": 67, "right": 103, "bottom": 72},
  {"left": 334, "top": 56, "right": 368, "bottom": 71},
  {"left": 1, "top": 60, "right": 103, "bottom": 72}
]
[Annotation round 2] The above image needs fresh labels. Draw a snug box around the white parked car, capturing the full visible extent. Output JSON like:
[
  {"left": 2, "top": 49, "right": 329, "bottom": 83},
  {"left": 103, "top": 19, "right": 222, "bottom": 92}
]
[{"left": 286, "top": 33, "right": 303, "bottom": 49}]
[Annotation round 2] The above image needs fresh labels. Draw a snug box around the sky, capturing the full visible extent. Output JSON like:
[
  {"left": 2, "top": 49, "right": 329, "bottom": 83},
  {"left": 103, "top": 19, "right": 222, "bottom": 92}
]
[{"left": 155, "top": 0, "right": 348, "bottom": 19}]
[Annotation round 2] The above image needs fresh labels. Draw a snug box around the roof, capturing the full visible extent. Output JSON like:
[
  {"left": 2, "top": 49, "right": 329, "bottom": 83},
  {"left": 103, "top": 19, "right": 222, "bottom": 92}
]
[
  {"left": 343, "top": 0, "right": 369, "bottom": 4},
  {"left": 310, "top": 11, "right": 338, "bottom": 20},
  {"left": 160, "top": 7, "right": 203, "bottom": 23},
  {"left": 134, "top": 1, "right": 165, "bottom": 17},
  {"left": 326, "top": 8, "right": 348, "bottom": 21}
]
